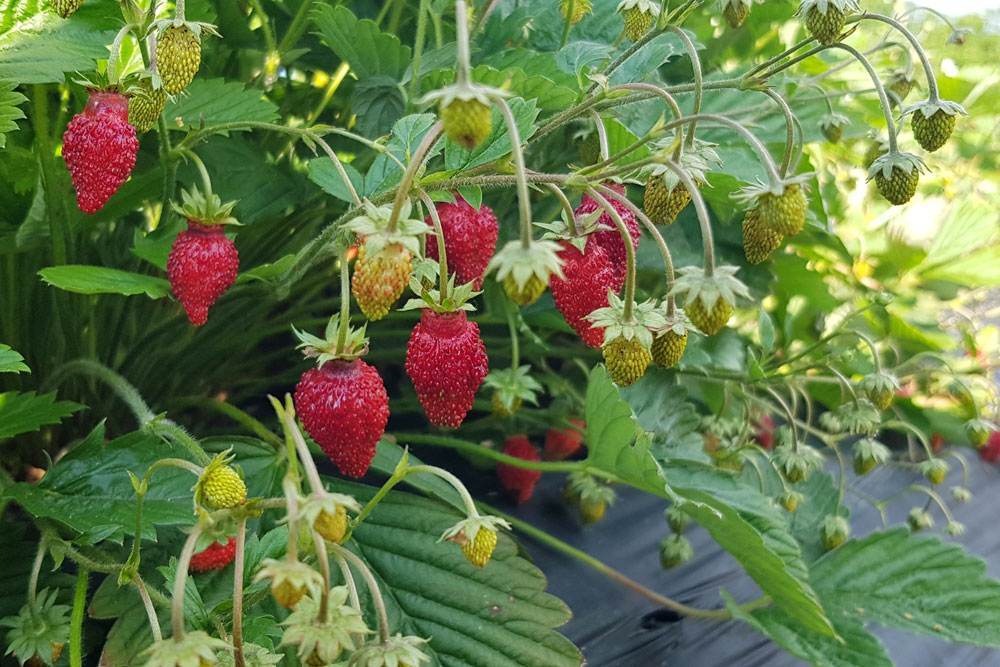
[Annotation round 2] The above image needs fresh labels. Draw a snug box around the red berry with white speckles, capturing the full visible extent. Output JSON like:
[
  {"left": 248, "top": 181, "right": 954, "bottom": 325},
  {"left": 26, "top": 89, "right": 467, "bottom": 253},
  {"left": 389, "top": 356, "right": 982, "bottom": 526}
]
[
  {"left": 550, "top": 243, "right": 617, "bottom": 348},
  {"left": 167, "top": 222, "right": 239, "bottom": 326},
  {"left": 405, "top": 309, "right": 488, "bottom": 428},
  {"left": 62, "top": 89, "right": 138, "bottom": 214},
  {"left": 295, "top": 358, "right": 389, "bottom": 478},
  {"left": 426, "top": 195, "right": 499, "bottom": 290},
  {"left": 189, "top": 537, "right": 236, "bottom": 572},
  {"left": 575, "top": 184, "right": 640, "bottom": 289},
  {"left": 497, "top": 435, "right": 542, "bottom": 503}
]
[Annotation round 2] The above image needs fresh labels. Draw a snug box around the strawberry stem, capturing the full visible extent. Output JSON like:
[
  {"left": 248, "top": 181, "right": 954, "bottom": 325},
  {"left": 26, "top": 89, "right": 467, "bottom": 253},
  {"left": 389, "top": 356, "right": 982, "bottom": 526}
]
[
  {"left": 588, "top": 110, "right": 609, "bottom": 162},
  {"left": 133, "top": 575, "right": 163, "bottom": 642},
  {"left": 182, "top": 149, "right": 214, "bottom": 202},
  {"left": 309, "top": 527, "right": 332, "bottom": 624},
  {"left": 828, "top": 44, "right": 900, "bottom": 154},
  {"left": 597, "top": 184, "right": 677, "bottom": 316},
  {"left": 419, "top": 190, "right": 450, "bottom": 300},
  {"left": 505, "top": 302, "right": 520, "bottom": 368},
  {"left": 861, "top": 13, "right": 941, "bottom": 102},
  {"left": 546, "top": 184, "right": 577, "bottom": 235},
  {"left": 333, "top": 554, "right": 361, "bottom": 611},
  {"left": 328, "top": 543, "right": 391, "bottom": 643},
  {"left": 558, "top": 0, "right": 576, "bottom": 50},
  {"left": 106, "top": 23, "right": 137, "bottom": 85},
  {"left": 306, "top": 130, "right": 361, "bottom": 208},
  {"left": 586, "top": 188, "right": 637, "bottom": 322},
  {"left": 336, "top": 251, "right": 351, "bottom": 355},
  {"left": 759, "top": 88, "right": 796, "bottom": 178},
  {"left": 386, "top": 122, "right": 443, "bottom": 233},
  {"left": 453, "top": 0, "right": 472, "bottom": 87},
  {"left": 171, "top": 523, "right": 203, "bottom": 641},
  {"left": 496, "top": 98, "right": 533, "bottom": 250},
  {"left": 231, "top": 519, "right": 247, "bottom": 666},
  {"left": 668, "top": 26, "right": 703, "bottom": 150}
]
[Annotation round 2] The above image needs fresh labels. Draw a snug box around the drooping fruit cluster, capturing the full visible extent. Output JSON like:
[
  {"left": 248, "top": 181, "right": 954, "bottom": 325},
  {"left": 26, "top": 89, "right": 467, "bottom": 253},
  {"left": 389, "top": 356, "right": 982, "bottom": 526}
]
[
  {"left": 62, "top": 89, "right": 139, "bottom": 214},
  {"left": 496, "top": 435, "right": 542, "bottom": 503},
  {"left": 189, "top": 537, "right": 237, "bottom": 572},
  {"left": 425, "top": 195, "right": 499, "bottom": 290},
  {"left": 295, "top": 358, "right": 390, "bottom": 477},
  {"left": 166, "top": 188, "right": 241, "bottom": 326},
  {"left": 405, "top": 309, "right": 488, "bottom": 428}
]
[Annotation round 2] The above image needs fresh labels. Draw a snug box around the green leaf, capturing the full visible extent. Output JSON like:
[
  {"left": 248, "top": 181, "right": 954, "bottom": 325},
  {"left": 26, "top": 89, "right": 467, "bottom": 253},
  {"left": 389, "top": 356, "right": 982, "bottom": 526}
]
[
  {"left": 0, "top": 343, "right": 29, "bottom": 374},
  {"left": 3, "top": 431, "right": 199, "bottom": 539},
  {"left": 445, "top": 97, "right": 539, "bottom": 172},
  {"left": 307, "top": 158, "right": 365, "bottom": 204},
  {"left": 466, "top": 65, "right": 576, "bottom": 112},
  {"left": 723, "top": 591, "right": 892, "bottom": 667},
  {"left": 311, "top": 5, "right": 411, "bottom": 80},
  {"left": 351, "top": 76, "right": 405, "bottom": 138},
  {"left": 131, "top": 218, "right": 185, "bottom": 271},
  {"left": 369, "top": 438, "right": 465, "bottom": 512},
  {"left": 555, "top": 42, "right": 614, "bottom": 77},
  {"left": 583, "top": 366, "right": 673, "bottom": 499},
  {"left": 163, "top": 78, "right": 279, "bottom": 131},
  {"left": 0, "top": 80, "right": 26, "bottom": 149},
  {"left": 337, "top": 479, "right": 582, "bottom": 667},
  {"left": 759, "top": 310, "right": 775, "bottom": 355},
  {"left": 38, "top": 265, "right": 171, "bottom": 298},
  {"left": 0, "top": 391, "right": 83, "bottom": 440},
  {"left": 0, "top": 11, "right": 115, "bottom": 83},
  {"left": 812, "top": 528, "right": 1000, "bottom": 646},
  {"left": 365, "top": 113, "right": 441, "bottom": 197},
  {"left": 602, "top": 118, "right": 650, "bottom": 168},
  {"left": 661, "top": 460, "right": 834, "bottom": 638}
]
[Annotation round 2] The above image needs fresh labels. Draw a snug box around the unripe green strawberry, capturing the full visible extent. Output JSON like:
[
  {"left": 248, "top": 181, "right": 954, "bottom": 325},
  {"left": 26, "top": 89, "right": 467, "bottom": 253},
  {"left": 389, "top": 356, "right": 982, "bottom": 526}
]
[
  {"left": 128, "top": 79, "right": 167, "bottom": 133},
  {"left": 780, "top": 491, "right": 801, "bottom": 512},
  {"left": 314, "top": 505, "right": 348, "bottom": 544},
  {"left": 908, "top": 507, "right": 934, "bottom": 532},
  {"left": 885, "top": 71, "right": 915, "bottom": 106},
  {"left": 723, "top": 3, "right": 749, "bottom": 28},
  {"left": 805, "top": 5, "right": 845, "bottom": 46},
  {"left": 912, "top": 109, "right": 956, "bottom": 153},
  {"left": 863, "top": 140, "right": 888, "bottom": 169},
  {"left": 578, "top": 133, "right": 600, "bottom": 165},
  {"left": 462, "top": 527, "right": 498, "bottom": 567},
  {"left": 579, "top": 497, "right": 606, "bottom": 525},
  {"left": 52, "top": 0, "right": 83, "bottom": 18},
  {"left": 441, "top": 98, "right": 492, "bottom": 150},
  {"left": 502, "top": 273, "right": 547, "bottom": 306},
  {"left": 757, "top": 184, "right": 808, "bottom": 236},
  {"left": 874, "top": 166, "right": 919, "bottom": 205},
  {"left": 742, "top": 208, "right": 783, "bottom": 264},
  {"left": 200, "top": 464, "right": 247, "bottom": 509},
  {"left": 644, "top": 175, "right": 691, "bottom": 225},
  {"left": 622, "top": 6, "right": 653, "bottom": 41},
  {"left": 559, "top": 0, "right": 592, "bottom": 25},
  {"left": 659, "top": 534, "right": 693, "bottom": 569},
  {"left": 352, "top": 244, "right": 412, "bottom": 320},
  {"left": 651, "top": 330, "right": 687, "bottom": 369},
  {"left": 821, "top": 122, "right": 844, "bottom": 143},
  {"left": 821, "top": 515, "right": 849, "bottom": 550},
  {"left": 686, "top": 297, "right": 732, "bottom": 336},
  {"left": 603, "top": 335, "right": 650, "bottom": 386},
  {"left": 921, "top": 458, "right": 949, "bottom": 485},
  {"left": 158, "top": 25, "right": 201, "bottom": 95},
  {"left": 491, "top": 391, "right": 521, "bottom": 417},
  {"left": 272, "top": 579, "right": 307, "bottom": 609}
]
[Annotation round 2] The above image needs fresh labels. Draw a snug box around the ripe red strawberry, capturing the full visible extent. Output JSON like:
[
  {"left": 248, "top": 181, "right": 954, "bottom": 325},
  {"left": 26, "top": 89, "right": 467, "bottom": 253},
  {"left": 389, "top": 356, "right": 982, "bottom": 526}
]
[
  {"left": 575, "top": 184, "right": 640, "bottom": 289},
  {"left": 167, "top": 221, "right": 239, "bottom": 326},
  {"left": 425, "top": 195, "right": 499, "bottom": 290},
  {"left": 549, "top": 242, "right": 618, "bottom": 348},
  {"left": 295, "top": 358, "right": 389, "bottom": 477},
  {"left": 189, "top": 537, "right": 236, "bottom": 572},
  {"left": 405, "top": 309, "right": 488, "bottom": 428},
  {"left": 544, "top": 419, "right": 585, "bottom": 460},
  {"left": 62, "top": 89, "right": 139, "bottom": 214},
  {"left": 981, "top": 431, "right": 1000, "bottom": 464},
  {"left": 754, "top": 414, "right": 775, "bottom": 450},
  {"left": 497, "top": 435, "right": 542, "bottom": 503}
]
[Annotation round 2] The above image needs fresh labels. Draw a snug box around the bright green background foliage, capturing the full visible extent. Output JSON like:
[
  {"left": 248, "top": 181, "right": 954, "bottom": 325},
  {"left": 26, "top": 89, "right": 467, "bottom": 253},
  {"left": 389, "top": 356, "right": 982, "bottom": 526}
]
[{"left": 2, "top": 0, "right": 1000, "bottom": 666}]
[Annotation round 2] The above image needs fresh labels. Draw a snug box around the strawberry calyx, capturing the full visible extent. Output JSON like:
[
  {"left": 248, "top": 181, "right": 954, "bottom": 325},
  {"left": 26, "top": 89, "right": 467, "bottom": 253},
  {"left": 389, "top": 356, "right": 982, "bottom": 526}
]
[
  {"left": 587, "top": 291, "right": 666, "bottom": 349},
  {"left": 482, "top": 365, "right": 543, "bottom": 415},
  {"left": 487, "top": 239, "right": 565, "bottom": 305},
  {"left": 294, "top": 316, "right": 370, "bottom": 364},
  {"left": 173, "top": 185, "right": 241, "bottom": 226}
]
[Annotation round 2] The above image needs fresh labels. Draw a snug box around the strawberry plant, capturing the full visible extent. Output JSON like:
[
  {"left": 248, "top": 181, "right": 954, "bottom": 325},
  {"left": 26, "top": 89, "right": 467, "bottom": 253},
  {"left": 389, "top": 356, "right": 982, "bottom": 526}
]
[{"left": 2, "top": 0, "right": 1000, "bottom": 666}]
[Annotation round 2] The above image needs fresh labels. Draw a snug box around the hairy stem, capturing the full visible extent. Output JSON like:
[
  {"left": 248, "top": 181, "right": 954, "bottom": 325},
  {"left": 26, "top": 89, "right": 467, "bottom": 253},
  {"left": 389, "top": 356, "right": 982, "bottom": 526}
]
[
  {"left": 328, "top": 544, "right": 391, "bottom": 643},
  {"left": 172, "top": 524, "right": 204, "bottom": 640},
  {"left": 70, "top": 566, "right": 88, "bottom": 667},
  {"left": 232, "top": 519, "right": 247, "bottom": 667},
  {"left": 419, "top": 190, "right": 450, "bottom": 298},
  {"left": 387, "top": 123, "right": 443, "bottom": 232},
  {"left": 134, "top": 575, "right": 163, "bottom": 642},
  {"left": 829, "top": 43, "right": 899, "bottom": 154},
  {"left": 585, "top": 188, "right": 637, "bottom": 321},
  {"left": 496, "top": 98, "right": 534, "bottom": 249}
]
